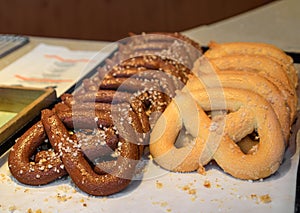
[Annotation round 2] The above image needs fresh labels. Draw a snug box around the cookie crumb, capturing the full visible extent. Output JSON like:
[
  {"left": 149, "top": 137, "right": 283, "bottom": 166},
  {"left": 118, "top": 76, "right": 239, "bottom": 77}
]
[
  {"left": 156, "top": 181, "right": 163, "bottom": 189},
  {"left": 203, "top": 180, "right": 211, "bottom": 188},
  {"left": 9, "top": 205, "right": 17, "bottom": 212},
  {"left": 260, "top": 194, "right": 272, "bottom": 203},
  {"left": 188, "top": 189, "right": 196, "bottom": 195}
]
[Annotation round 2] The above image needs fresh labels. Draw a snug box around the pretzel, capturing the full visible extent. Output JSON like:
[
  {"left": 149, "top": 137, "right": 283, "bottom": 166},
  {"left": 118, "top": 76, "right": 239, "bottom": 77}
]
[
  {"left": 205, "top": 41, "right": 297, "bottom": 87},
  {"left": 41, "top": 109, "right": 140, "bottom": 196},
  {"left": 189, "top": 58, "right": 291, "bottom": 143},
  {"left": 150, "top": 88, "right": 285, "bottom": 180},
  {"left": 126, "top": 32, "right": 202, "bottom": 68},
  {"left": 8, "top": 121, "right": 68, "bottom": 185},
  {"left": 150, "top": 45, "right": 296, "bottom": 179},
  {"left": 204, "top": 54, "right": 297, "bottom": 121},
  {"left": 8, "top": 33, "right": 203, "bottom": 194}
]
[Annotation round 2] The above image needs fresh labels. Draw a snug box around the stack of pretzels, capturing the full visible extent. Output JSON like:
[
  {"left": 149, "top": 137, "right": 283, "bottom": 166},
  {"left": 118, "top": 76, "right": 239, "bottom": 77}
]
[
  {"left": 150, "top": 41, "right": 298, "bottom": 180},
  {"left": 8, "top": 32, "right": 201, "bottom": 196},
  {"left": 8, "top": 33, "right": 298, "bottom": 197}
]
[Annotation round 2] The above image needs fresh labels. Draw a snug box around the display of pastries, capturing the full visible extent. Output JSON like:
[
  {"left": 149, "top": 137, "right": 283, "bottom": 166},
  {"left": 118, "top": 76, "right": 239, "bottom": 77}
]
[{"left": 7, "top": 33, "right": 298, "bottom": 195}]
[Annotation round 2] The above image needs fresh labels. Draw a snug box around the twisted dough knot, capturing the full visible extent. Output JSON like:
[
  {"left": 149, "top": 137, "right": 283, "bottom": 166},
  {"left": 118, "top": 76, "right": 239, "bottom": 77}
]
[
  {"left": 150, "top": 50, "right": 296, "bottom": 180},
  {"left": 150, "top": 88, "right": 285, "bottom": 180},
  {"left": 8, "top": 32, "right": 202, "bottom": 195},
  {"left": 8, "top": 54, "right": 193, "bottom": 195},
  {"left": 8, "top": 109, "right": 140, "bottom": 196}
]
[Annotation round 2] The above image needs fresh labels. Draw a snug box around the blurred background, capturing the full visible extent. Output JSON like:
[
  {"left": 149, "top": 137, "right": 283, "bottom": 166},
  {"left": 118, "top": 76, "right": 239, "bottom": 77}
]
[{"left": 0, "top": 0, "right": 273, "bottom": 41}]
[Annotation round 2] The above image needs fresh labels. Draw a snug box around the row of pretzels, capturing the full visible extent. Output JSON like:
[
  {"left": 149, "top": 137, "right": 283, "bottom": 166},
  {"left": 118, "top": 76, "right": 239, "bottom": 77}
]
[
  {"left": 150, "top": 41, "right": 297, "bottom": 180},
  {"left": 8, "top": 33, "right": 297, "bottom": 196}
]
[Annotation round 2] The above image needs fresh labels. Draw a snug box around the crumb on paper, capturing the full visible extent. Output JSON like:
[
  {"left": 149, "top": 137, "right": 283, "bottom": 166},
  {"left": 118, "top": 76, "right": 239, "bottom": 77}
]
[
  {"left": 0, "top": 173, "right": 6, "bottom": 182},
  {"left": 56, "top": 193, "right": 72, "bottom": 202},
  {"left": 14, "top": 187, "right": 22, "bottom": 192},
  {"left": 156, "top": 181, "right": 163, "bottom": 189},
  {"left": 216, "top": 184, "right": 223, "bottom": 189},
  {"left": 188, "top": 189, "right": 196, "bottom": 195},
  {"left": 203, "top": 180, "right": 211, "bottom": 188},
  {"left": 182, "top": 185, "right": 190, "bottom": 191},
  {"left": 249, "top": 193, "right": 272, "bottom": 204},
  {"left": 259, "top": 194, "right": 272, "bottom": 203},
  {"left": 152, "top": 201, "right": 170, "bottom": 211},
  {"left": 9, "top": 205, "right": 17, "bottom": 212},
  {"left": 179, "top": 183, "right": 197, "bottom": 200},
  {"left": 160, "top": 201, "right": 168, "bottom": 207},
  {"left": 27, "top": 209, "right": 42, "bottom": 213},
  {"left": 57, "top": 185, "right": 71, "bottom": 193}
]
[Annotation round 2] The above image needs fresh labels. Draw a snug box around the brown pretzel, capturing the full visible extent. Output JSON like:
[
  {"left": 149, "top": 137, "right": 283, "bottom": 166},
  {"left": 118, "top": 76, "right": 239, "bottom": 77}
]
[
  {"left": 126, "top": 32, "right": 202, "bottom": 68},
  {"left": 8, "top": 121, "right": 67, "bottom": 185},
  {"left": 8, "top": 33, "right": 199, "bottom": 195},
  {"left": 41, "top": 109, "right": 140, "bottom": 196}
]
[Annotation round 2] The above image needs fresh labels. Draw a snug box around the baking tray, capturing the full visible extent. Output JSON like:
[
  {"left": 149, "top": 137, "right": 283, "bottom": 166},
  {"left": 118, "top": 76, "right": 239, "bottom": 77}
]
[
  {"left": 0, "top": 86, "right": 56, "bottom": 156},
  {"left": 0, "top": 49, "right": 299, "bottom": 212}
]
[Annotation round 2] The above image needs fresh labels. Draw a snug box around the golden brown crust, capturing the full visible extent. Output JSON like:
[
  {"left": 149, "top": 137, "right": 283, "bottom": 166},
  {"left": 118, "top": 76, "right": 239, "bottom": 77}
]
[
  {"left": 206, "top": 41, "right": 297, "bottom": 88},
  {"left": 150, "top": 42, "right": 297, "bottom": 180},
  {"left": 205, "top": 41, "right": 298, "bottom": 124},
  {"left": 205, "top": 54, "right": 297, "bottom": 121},
  {"left": 150, "top": 88, "right": 285, "bottom": 180},
  {"left": 187, "top": 70, "right": 290, "bottom": 144}
]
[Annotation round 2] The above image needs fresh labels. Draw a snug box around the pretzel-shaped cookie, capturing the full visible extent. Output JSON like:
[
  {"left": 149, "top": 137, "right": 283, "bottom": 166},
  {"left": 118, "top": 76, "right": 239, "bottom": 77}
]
[
  {"left": 8, "top": 121, "right": 68, "bottom": 185},
  {"left": 205, "top": 41, "right": 297, "bottom": 87},
  {"left": 204, "top": 54, "right": 297, "bottom": 121},
  {"left": 189, "top": 58, "right": 291, "bottom": 144},
  {"left": 150, "top": 87, "right": 285, "bottom": 180}
]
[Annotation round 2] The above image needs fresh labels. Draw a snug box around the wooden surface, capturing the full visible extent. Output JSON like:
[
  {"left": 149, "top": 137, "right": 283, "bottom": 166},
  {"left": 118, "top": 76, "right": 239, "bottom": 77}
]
[
  {"left": 0, "top": 86, "right": 56, "bottom": 146},
  {"left": 0, "top": 0, "right": 273, "bottom": 41}
]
